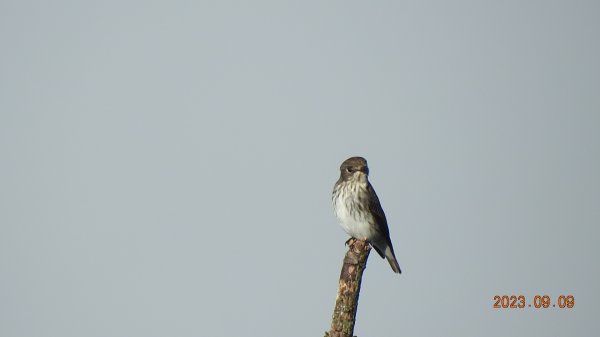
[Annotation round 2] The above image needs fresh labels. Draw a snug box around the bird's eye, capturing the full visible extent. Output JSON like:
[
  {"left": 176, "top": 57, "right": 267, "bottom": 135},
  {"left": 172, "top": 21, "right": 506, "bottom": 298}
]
[{"left": 346, "top": 167, "right": 353, "bottom": 173}]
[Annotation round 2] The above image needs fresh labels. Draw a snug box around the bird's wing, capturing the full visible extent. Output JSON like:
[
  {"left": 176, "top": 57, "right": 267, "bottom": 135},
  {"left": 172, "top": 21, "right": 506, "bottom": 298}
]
[{"left": 367, "top": 182, "right": 392, "bottom": 241}]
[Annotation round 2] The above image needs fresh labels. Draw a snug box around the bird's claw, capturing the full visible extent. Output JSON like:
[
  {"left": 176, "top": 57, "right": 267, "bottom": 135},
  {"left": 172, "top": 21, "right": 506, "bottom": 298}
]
[{"left": 345, "top": 237, "right": 357, "bottom": 246}]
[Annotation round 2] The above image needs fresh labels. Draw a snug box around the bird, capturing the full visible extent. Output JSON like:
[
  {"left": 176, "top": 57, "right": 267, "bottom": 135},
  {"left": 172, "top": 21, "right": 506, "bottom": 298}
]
[{"left": 332, "top": 156, "right": 401, "bottom": 274}]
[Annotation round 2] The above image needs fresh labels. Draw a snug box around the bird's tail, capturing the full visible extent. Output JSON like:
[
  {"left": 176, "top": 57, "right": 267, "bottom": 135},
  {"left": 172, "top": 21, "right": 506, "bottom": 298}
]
[{"left": 384, "top": 245, "right": 402, "bottom": 274}]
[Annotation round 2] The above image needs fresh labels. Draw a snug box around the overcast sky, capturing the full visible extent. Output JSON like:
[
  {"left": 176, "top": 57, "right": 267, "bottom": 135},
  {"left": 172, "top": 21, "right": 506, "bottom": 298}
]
[{"left": 1, "top": 1, "right": 599, "bottom": 337}]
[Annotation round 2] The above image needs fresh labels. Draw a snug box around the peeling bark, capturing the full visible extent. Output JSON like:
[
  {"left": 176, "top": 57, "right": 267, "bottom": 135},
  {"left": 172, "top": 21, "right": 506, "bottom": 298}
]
[{"left": 325, "top": 239, "right": 371, "bottom": 337}]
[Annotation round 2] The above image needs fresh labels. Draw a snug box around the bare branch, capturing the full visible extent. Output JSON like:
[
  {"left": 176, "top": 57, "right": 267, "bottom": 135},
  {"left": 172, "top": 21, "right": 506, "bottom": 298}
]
[{"left": 326, "top": 239, "right": 371, "bottom": 337}]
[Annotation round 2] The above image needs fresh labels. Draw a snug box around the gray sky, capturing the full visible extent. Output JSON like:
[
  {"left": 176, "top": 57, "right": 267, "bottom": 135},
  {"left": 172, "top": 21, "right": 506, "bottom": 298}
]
[{"left": 1, "top": 1, "right": 599, "bottom": 336}]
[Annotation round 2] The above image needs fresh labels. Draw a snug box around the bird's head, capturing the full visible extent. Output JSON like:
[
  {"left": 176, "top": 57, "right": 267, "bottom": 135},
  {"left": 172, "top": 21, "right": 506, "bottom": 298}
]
[{"left": 339, "top": 156, "right": 369, "bottom": 183}]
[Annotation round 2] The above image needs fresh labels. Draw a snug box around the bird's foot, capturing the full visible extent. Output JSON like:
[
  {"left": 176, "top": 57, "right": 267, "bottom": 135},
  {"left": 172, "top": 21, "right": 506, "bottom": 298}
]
[{"left": 345, "top": 237, "right": 357, "bottom": 246}]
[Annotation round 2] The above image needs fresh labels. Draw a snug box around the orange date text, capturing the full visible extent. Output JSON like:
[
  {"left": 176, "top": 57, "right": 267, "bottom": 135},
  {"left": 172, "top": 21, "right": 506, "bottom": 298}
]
[{"left": 493, "top": 295, "right": 574, "bottom": 309}]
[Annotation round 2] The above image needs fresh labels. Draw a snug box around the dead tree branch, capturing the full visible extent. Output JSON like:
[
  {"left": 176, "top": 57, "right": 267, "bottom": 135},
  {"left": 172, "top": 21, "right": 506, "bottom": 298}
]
[{"left": 325, "top": 239, "right": 371, "bottom": 337}]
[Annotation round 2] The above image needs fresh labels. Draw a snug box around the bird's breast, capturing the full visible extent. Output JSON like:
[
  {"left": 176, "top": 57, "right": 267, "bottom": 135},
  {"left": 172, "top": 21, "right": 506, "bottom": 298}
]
[{"left": 333, "top": 184, "right": 376, "bottom": 240}]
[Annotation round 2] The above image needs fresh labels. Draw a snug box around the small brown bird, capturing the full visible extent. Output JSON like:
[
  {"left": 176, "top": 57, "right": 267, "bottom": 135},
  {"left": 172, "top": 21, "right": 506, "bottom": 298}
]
[{"left": 332, "top": 157, "right": 401, "bottom": 273}]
